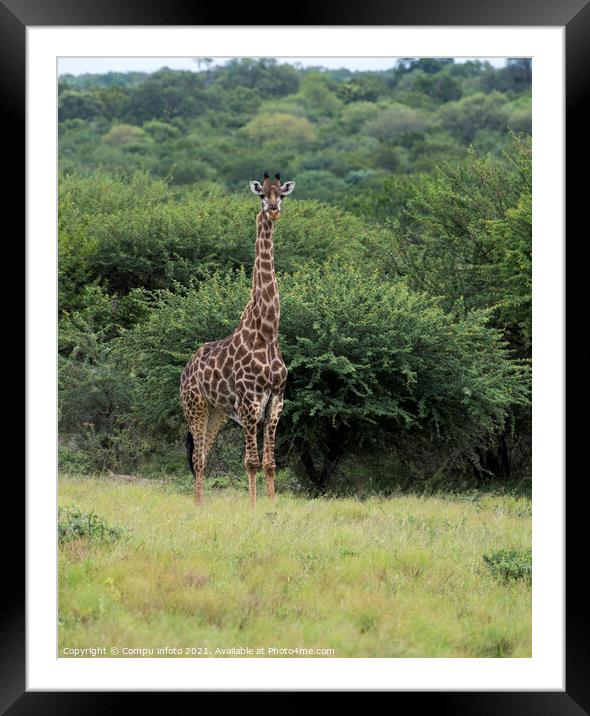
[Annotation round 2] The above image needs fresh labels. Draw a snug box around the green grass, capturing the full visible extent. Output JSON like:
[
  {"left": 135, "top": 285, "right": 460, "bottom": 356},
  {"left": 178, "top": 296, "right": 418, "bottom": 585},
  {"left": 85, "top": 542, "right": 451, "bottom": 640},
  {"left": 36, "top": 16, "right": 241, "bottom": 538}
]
[{"left": 58, "top": 473, "right": 531, "bottom": 658}]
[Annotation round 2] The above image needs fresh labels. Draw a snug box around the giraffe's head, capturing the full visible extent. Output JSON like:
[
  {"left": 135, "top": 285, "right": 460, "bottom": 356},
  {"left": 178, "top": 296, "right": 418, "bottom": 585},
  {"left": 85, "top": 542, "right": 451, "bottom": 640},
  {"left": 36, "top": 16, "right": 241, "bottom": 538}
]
[{"left": 249, "top": 172, "right": 295, "bottom": 222}]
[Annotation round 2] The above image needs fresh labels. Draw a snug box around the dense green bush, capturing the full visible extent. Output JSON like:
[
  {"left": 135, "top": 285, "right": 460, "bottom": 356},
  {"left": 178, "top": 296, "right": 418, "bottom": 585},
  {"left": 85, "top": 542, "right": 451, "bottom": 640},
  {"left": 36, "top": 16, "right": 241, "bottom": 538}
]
[
  {"left": 58, "top": 505, "right": 128, "bottom": 543},
  {"left": 59, "top": 173, "right": 387, "bottom": 305},
  {"left": 59, "top": 290, "right": 133, "bottom": 432},
  {"left": 483, "top": 548, "right": 532, "bottom": 582},
  {"left": 280, "top": 263, "right": 528, "bottom": 488}
]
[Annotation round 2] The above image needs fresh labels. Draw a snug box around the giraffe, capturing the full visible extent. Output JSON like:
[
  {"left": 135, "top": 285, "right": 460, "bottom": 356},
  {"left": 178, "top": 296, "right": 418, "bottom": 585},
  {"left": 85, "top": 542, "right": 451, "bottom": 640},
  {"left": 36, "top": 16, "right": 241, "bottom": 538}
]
[{"left": 180, "top": 172, "right": 296, "bottom": 507}]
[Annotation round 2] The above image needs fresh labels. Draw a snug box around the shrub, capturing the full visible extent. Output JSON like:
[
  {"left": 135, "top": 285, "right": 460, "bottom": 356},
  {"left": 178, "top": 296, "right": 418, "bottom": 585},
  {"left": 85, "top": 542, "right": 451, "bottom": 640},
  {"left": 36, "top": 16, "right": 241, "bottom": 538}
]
[
  {"left": 58, "top": 173, "right": 386, "bottom": 299},
  {"left": 142, "top": 120, "right": 181, "bottom": 142},
  {"left": 374, "top": 138, "right": 532, "bottom": 478},
  {"left": 279, "top": 263, "right": 529, "bottom": 489},
  {"left": 58, "top": 505, "right": 128, "bottom": 543},
  {"left": 59, "top": 287, "right": 136, "bottom": 434},
  {"left": 298, "top": 72, "right": 342, "bottom": 118},
  {"left": 483, "top": 548, "right": 532, "bottom": 582}
]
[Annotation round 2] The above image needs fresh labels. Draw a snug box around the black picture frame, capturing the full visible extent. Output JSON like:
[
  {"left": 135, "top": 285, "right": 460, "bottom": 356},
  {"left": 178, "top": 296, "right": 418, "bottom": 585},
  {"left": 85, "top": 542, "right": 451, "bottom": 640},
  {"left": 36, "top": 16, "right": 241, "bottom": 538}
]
[{"left": 11, "top": 0, "right": 585, "bottom": 709}]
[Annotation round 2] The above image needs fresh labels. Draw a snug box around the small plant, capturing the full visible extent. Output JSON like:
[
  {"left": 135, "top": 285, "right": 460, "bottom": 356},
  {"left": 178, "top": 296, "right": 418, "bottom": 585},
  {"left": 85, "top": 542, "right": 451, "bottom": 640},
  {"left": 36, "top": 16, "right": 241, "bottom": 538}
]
[
  {"left": 483, "top": 548, "right": 531, "bottom": 582},
  {"left": 357, "top": 612, "right": 379, "bottom": 634},
  {"left": 58, "top": 505, "right": 128, "bottom": 544}
]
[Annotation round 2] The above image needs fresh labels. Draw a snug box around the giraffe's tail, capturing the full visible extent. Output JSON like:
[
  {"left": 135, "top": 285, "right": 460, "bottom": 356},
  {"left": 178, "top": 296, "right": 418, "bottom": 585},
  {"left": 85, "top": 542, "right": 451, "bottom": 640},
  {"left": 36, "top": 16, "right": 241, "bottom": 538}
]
[{"left": 185, "top": 431, "right": 195, "bottom": 477}]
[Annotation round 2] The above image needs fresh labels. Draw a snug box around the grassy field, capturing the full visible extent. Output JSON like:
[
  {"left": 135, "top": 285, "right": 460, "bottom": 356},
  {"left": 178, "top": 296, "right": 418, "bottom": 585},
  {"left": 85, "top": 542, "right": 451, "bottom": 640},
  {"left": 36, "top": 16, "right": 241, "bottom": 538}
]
[{"left": 58, "top": 474, "right": 531, "bottom": 658}]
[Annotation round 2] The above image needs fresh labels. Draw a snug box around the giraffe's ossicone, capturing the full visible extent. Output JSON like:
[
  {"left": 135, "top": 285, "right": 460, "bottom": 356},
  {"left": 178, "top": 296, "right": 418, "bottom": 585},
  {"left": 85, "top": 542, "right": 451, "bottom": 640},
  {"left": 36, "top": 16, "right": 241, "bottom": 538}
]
[{"left": 180, "top": 172, "right": 296, "bottom": 507}]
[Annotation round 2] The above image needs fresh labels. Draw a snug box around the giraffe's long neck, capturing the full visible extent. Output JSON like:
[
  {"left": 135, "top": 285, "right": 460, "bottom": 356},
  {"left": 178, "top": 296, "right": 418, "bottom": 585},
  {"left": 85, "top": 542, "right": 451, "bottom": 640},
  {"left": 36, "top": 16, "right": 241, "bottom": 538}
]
[{"left": 240, "top": 212, "right": 280, "bottom": 342}]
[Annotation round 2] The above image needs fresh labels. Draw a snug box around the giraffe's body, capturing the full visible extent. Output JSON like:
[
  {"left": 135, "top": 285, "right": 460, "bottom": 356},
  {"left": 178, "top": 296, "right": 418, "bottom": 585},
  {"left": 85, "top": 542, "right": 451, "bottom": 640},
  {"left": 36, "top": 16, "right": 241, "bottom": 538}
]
[{"left": 180, "top": 173, "right": 295, "bottom": 506}]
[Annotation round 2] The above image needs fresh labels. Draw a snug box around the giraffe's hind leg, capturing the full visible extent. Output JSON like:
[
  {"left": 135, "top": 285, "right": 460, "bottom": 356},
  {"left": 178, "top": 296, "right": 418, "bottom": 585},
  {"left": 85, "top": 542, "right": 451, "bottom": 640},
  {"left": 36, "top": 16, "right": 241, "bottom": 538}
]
[
  {"left": 185, "top": 394, "right": 209, "bottom": 506},
  {"left": 204, "top": 407, "right": 228, "bottom": 466}
]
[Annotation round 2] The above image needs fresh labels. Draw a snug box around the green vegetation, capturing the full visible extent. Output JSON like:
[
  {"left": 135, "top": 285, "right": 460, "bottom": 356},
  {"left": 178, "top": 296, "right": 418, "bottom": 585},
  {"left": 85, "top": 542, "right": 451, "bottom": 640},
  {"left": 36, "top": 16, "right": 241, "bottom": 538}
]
[
  {"left": 59, "top": 58, "right": 531, "bottom": 206},
  {"left": 58, "top": 60, "right": 533, "bottom": 658},
  {"left": 108, "top": 262, "right": 527, "bottom": 491},
  {"left": 483, "top": 548, "right": 532, "bottom": 583},
  {"left": 59, "top": 475, "right": 531, "bottom": 657},
  {"left": 58, "top": 58, "right": 532, "bottom": 493},
  {"left": 58, "top": 505, "right": 128, "bottom": 544}
]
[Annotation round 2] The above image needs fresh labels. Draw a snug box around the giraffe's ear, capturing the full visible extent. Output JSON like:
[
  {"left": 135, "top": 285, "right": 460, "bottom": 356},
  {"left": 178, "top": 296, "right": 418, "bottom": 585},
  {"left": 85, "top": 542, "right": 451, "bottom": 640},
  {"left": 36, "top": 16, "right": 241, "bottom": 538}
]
[
  {"left": 280, "top": 181, "right": 295, "bottom": 197},
  {"left": 249, "top": 180, "right": 264, "bottom": 196}
]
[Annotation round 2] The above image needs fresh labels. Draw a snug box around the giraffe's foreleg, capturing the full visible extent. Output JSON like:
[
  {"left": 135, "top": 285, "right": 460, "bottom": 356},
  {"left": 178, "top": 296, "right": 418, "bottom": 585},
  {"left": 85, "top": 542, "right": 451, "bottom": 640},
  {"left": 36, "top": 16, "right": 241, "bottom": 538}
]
[
  {"left": 262, "top": 395, "right": 284, "bottom": 501},
  {"left": 237, "top": 398, "right": 262, "bottom": 508}
]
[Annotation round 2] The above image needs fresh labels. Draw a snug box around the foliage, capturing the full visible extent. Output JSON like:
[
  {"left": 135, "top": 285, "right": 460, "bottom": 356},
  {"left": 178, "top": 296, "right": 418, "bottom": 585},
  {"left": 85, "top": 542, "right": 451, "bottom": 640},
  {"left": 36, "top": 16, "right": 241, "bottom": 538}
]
[
  {"left": 437, "top": 92, "right": 508, "bottom": 142},
  {"left": 59, "top": 288, "right": 134, "bottom": 432},
  {"left": 371, "top": 136, "right": 532, "bottom": 478},
  {"left": 336, "top": 77, "right": 383, "bottom": 103},
  {"left": 483, "top": 548, "right": 532, "bottom": 582},
  {"left": 481, "top": 59, "right": 532, "bottom": 94},
  {"left": 58, "top": 173, "right": 386, "bottom": 305},
  {"left": 365, "top": 103, "right": 428, "bottom": 143},
  {"left": 58, "top": 285, "right": 148, "bottom": 473},
  {"left": 379, "top": 135, "right": 532, "bottom": 359},
  {"left": 57, "top": 60, "right": 533, "bottom": 492},
  {"left": 110, "top": 262, "right": 528, "bottom": 489},
  {"left": 279, "top": 263, "right": 528, "bottom": 488},
  {"left": 243, "top": 112, "right": 317, "bottom": 146},
  {"left": 217, "top": 58, "right": 300, "bottom": 97},
  {"left": 58, "top": 171, "right": 170, "bottom": 309},
  {"left": 58, "top": 504, "right": 128, "bottom": 543},
  {"left": 59, "top": 90, "right": 106, "bottom": 121},
  {"left": 58, "top": 59, "right": 531, "bottom": 205},
  {"left": 338, "top": 101, "right": 381, "bottom": 133}
]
